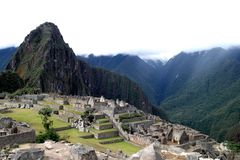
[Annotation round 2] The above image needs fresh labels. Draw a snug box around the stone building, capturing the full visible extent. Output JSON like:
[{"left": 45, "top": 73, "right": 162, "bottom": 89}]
[
  {"left": 172, "top": 130, "right": 189, "bottom": 145},
  {"left": 0, "top": 117, "right": 35, "bottom": 148}
]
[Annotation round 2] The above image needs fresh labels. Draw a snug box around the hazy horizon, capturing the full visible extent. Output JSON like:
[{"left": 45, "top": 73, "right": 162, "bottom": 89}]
[{"left": 1, "top": 0, "right": 240, "bottom": 59}]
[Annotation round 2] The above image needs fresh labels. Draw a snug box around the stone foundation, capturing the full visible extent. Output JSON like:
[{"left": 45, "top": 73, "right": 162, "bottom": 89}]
[
  {"left": 93, "top": 130, "right": 119, "bottom": 139},
  {"left": 0, "top": 128, "right": 35, "bottom": 148},
  {"left": 94, "top": 123, "right": 113, "bottom": 130},
  {"left": 129, "top": 134, "right": 154, "bottom": 147}
]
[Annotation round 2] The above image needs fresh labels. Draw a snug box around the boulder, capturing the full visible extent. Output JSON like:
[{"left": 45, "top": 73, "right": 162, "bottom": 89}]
[
  {"left": 44, "top": 140, "right": 55, "bottom": 150},
  {"left": 0, "top": 117, "right": 13, "bottom": 128},
  {"left": 19, "top": 122, "right": 30, "bottom": 128},
  {"left": 9, "top": 148, "right": 44, "bottom": 160},
  {"left": 70, "top": 144, "right": 97, "bottom": 160},
  {"left": 128, "top": 143, "right": 163, "bottom": 160}
]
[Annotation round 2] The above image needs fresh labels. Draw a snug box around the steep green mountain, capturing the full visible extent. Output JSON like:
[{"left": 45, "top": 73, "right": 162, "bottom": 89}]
[
  {"left": 79, "top": 54, "right": 164, "bottom": 105},
  {"left": 80, "top": 48, "right": 240, "bottom": 142},
  {"left": 6, "top": 22, "right": 152, "bottom": 113},
  {"left": 159, "top": 48, "right": 240, "bottom": 141},
  {"left": 0, "top": 47, "right": 16, "bottom": 71}
]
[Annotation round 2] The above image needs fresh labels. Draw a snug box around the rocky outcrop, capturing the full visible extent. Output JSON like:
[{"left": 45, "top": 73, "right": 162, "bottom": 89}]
[
  {"left": 7, "top": 22, "right": 152, "bottom": 113},
  {"left": 128, "top": 142, "right": 229, "bottom": 160},
  {"left": 128, "top": 143, "right": 163, "bottom": 160},
  {"left": 70, "top": 144, "right": 97, "bottom": 160},
  {"left": 9, "top": 148, "right": 44, "bottom": 160}
]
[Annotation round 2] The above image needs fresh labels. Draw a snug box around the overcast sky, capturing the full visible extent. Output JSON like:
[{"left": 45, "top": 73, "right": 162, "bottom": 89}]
[{"left": 1, "top": 0, "right": 240, "bottom": 59}]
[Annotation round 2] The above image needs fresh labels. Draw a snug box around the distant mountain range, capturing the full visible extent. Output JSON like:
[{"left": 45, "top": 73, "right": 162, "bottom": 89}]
[
  {"left": 0, "top": 47, "right": 16, "bottom": 71},
  {"left": 79, "top": 48, "right": 240, "bottom": 142}
]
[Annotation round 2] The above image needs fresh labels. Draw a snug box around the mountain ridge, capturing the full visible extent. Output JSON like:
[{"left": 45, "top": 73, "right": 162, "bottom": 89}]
[
  {"left": 80, "top": 48, "right": 240, "bottom": 141},
  {"left": 1, "top": 24, "right": 240, "bottom": 141},
  {"left": 6, "top": 22, "right": 152, "bottom": 113},
  {"left": 78, "top": 54, "right": 164, "bottom": 105}
]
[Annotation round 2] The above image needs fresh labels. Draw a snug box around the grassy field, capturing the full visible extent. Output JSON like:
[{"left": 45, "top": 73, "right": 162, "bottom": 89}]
[
  {"left": 58, "top": 128, "right": 141, "bottom": 155},
  {"left": 0, "top": 108, "right": 141, "bottom": 155},
  {"left": 0, "top": 108, "right": 69, "bottom": 133}
]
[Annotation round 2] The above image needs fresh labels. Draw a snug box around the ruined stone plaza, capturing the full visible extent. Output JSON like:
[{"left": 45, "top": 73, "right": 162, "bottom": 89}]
[{"left": 0, "top": 94, "right": 231, "bottom": 159}]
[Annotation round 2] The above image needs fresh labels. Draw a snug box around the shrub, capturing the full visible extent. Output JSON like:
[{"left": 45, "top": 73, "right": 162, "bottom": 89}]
[
  {"left": 36, "top": 129, "right": 60, "bottom": 143},
  {"left": 36, "top": 107, "right": 60, "bottom": 143}
]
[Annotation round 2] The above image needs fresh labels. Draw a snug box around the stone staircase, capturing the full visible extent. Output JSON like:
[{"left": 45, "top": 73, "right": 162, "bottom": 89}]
[{"left": 88, "top": 114, "right": 124, "bottom": 144}]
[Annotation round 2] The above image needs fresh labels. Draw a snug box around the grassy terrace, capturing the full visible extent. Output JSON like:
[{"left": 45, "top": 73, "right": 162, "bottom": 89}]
[
  {"left": 58, "top": 129, "right": 141, "bottom": 155},
  {"left": 90, "top": 127, "right": 117, "bottom": 133},
  {"left": 39, "top": 100, "right": 59, "bottom": 106},
  {"left": 96, "top": 118, "right": 109, "bottom": 124},
  {"left": 68, "top": 109, "right": 83, "bottom": 115},
  {"left": 129, "top": 119, "right": 152, "bottom": 124},
  {"left": 0, "top": 108, "right": 69, "bottom": 133},
  {"left": 0, "top": 108, "right": 141, "bottom": 155},
  {"left": 94, "top": 122, "right": 112, "bottom": 126}
]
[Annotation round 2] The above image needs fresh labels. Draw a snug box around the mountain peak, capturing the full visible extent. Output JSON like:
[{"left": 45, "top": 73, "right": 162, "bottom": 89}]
[
  {"left": 6, "top": 23, "right": 152, "bottom": 112},
  {"left": 7, "top": 22, "right": 75, "bottom": 84},
  {"left": 24, "top": 22, "right": 64, "bottom": 47}
]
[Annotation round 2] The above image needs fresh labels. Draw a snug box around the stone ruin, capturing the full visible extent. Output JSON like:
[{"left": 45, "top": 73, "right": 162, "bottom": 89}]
[
  {"left": 1, "top": 141, "right": 101, "bottom": 160},
  {"left": 0, "top": 117, "right": 35, "bottom": 148},
  {"left": 72, "top": 118, "right": 89, "bottom": 132},
  {"left": 1, "top": 94, "right": 48, "bottom": 110},
  {"left": 19, "top": 94, "right": 46, "bottom": 101}
]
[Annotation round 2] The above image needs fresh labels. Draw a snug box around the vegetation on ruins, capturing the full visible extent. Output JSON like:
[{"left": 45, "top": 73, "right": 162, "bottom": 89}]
[{"left": 36, "top": 107, "right": 60, "bottom": 143}]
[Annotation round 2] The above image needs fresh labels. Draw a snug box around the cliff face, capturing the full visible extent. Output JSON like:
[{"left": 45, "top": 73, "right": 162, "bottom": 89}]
[{"left": 7, "top": 22, "right": 152, "bottom": 112}]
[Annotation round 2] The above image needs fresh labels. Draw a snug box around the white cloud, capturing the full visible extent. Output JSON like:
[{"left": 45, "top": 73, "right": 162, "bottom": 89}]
[{"left": 1, "top": 0, "right": 240, "bottom": 59}]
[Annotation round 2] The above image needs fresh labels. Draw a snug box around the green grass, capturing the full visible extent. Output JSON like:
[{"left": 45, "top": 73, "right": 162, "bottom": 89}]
[
  {"left": 68, "top": 109, "right": 83, "bottom": 115},
  {"left": 39, "top": 100, "right": 59, "bottom": 106},
  {"left": 63, "top": 104, "right": 74, "bottom": 109},
  {"left": 0, "top": 108, "right": 69, "bottom": 133},
  {"left": 96, "top": 118, "right": 109, "bottom": 124},
  {"left": 58, "top": 129, "right": 141, "bottom": 155},
  {"left": 117, "top": 113, "right": 143, "bottom": 122},
  {"left": 0, "top": 108, "right": 141, "bottom": 155},
  {"left": 90, "top": 127, "right": 117, "bottom": 133},
  {"left": 98, "top": 136, "right": 123, "bottom": 142}
]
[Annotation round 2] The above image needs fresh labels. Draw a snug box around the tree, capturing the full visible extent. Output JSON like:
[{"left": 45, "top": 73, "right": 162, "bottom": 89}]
[
  {"left": 38, "top": 107, "right": 53, "bottom": 130},
  {"left": 36, "top": 107, "right": 60, "bottom": 143},
  {"left": 0, "top": 71, "right": 24, "bottom": 93}
]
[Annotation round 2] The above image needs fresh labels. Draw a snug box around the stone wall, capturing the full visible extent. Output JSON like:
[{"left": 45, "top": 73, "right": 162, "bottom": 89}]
[
  {"left": 129, "top": 134, "right": 154, "bottom": 147},
  {"left": 0, "top": 108, "right": 8, "bottom": 113},
  {"left": 0, "top": 128, "right": 35, "bottom": 148},
  {"left": 113, "top": 105, "right": 136, "bottom": 115},
  {"left": 130, "top": 120, "right": 154, "bottom": 131},
  {"left": 94, "top": 124, "right": 113, "bottom": 130},
  {"left": 93, "top": 130, "right": 119, "bottom": 139},
  {"left": 54, "top": 126, "right": 72, "bottom": 132}
]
